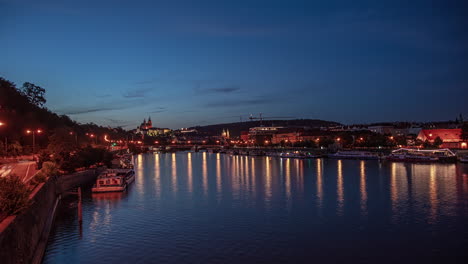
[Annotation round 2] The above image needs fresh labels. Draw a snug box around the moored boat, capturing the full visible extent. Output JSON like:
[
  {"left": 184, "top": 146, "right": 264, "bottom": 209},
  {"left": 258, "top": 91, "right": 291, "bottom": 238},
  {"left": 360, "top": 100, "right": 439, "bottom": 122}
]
[
  {"left": 386, "top": 153, "right": 438, "bottom": 162},
  {"left": 92, "top": 169, "right": 135, "bottom": 193},
  {"left": 328, "top": 151, "right": 379, "bottom": 160},
  {"left": 386, "top": 148, "right": 458, "bottom": 163}
]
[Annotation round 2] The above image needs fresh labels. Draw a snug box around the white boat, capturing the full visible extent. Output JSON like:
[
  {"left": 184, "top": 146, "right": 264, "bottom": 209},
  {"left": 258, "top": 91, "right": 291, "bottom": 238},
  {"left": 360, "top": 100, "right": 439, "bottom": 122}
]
[
  {"left": 386, "top": 153, "right": 438, "bottom": 162},
  {"left": 328, "top": 151, "right": 379, "bottom": 160},
  {"left": 92, "top": 169, "right": 135, "bottom": 193},
  {"left": 386, "top": 148, "right": 456, "bottom": 163}
]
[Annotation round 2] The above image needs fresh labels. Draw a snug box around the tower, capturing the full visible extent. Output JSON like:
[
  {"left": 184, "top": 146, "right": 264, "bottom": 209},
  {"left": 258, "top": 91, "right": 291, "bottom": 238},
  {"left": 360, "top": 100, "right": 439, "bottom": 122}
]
[{"left": 148, "top": 116, "right": 152, "bottom": 128}]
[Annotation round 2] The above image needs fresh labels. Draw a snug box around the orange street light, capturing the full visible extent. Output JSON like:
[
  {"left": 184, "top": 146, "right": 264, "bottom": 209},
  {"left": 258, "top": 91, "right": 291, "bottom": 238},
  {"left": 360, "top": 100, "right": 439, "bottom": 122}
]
[
  {"left": 0, "top": 122, "right": 6, "bottom": 153},
  {"left": 337, "top": 138, "right": 341, "bottom": 141},
  {"left": 26, "top": 129, "right": 43, "bottom": 154}
]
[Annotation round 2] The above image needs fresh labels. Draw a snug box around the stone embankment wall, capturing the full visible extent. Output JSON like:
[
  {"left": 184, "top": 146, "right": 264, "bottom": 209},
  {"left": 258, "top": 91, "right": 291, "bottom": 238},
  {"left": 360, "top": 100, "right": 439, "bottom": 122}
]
[{"left": 0, "top": 170, "right": 98, "bottom": 264}]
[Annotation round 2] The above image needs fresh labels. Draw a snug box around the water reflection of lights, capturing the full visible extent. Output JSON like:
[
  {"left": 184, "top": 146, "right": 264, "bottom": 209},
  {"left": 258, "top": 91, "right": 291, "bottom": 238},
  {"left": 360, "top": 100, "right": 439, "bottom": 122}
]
[
  {"left": 251, "top": 157, "right": 256, "bottom": 196},
  {"left": 202, "top": 152, "right": 208, "bottom": 195},
  {"left": 285, "top": 158, "right": 291, "bottom": 201},
  {"left": 316, "top": 159, "right": 323, "bottom": 207},
  {"left": 337, "top": 160, "right": 344, "bottom": 215},
  {"left": 216, "top": 153, "right": 221, "bottom": 197},
  {"left": 265, "top": 156, "right": 272, "bottom": 203},
  {"left": 429, "top": 165, "right": 438, "bottom": 223},
  {"left": 154, "top": 154, "right": 161, "bottom": 197},
  {"left": 136, "top": 154, "right": 144, "bottom": 194},
  {"left": 188, "top": 152, "right": 193, "bottom": 194},
  {"left": 172, "top": 153, "right": 177, "bottom": 193},
  {"left": 360, "top": 161, "right": 367, "bottom": 215}
]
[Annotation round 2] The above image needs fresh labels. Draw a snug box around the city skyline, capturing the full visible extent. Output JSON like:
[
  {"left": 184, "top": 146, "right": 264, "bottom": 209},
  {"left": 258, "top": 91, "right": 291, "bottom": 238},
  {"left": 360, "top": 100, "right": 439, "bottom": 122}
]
[{"left": 1, "top": 0, "right": 467, "bottom": 129}]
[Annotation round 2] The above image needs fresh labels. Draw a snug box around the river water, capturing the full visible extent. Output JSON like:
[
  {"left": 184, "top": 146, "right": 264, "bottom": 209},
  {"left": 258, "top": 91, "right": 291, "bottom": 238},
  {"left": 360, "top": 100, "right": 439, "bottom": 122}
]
[{"left": 44, "top": 152, "right": 468, "bottom": 263}]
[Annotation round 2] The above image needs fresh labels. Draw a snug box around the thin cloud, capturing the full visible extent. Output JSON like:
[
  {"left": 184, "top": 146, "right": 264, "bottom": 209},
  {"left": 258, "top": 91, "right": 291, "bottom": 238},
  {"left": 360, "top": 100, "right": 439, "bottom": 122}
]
[
  {"left": 204, "top": 97, "right": 272, "bottom": 108},
  {"left": 194, "top": 85, "right": 241, "bottom": 95},
  {"left": 58, "top": 106, "right": 121, "bottom": 115},
  {"left": 150, "top": 107, "right": 167, "bottom": 114},
  {"left": 123, "top": 87, "right": 153, "bottom": 98}
]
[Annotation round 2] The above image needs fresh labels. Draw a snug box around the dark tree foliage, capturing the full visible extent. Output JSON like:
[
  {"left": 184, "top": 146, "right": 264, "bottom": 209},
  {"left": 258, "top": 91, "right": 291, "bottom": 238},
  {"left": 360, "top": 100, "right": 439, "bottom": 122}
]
[
  {"left": 433, "top": 136, "right": 443, "bottom": 147},
  {"left": 0, "top": 76, "right": 133, "bottom": 156},
  {"left": 21, "top": 82, "right": 46, "bottom": 107},
  {"left": 0, "top": 175, "right": 31, "bottom": 216},
  {"left": 462, "top": 122, "right": 468, "bottom": 141}
]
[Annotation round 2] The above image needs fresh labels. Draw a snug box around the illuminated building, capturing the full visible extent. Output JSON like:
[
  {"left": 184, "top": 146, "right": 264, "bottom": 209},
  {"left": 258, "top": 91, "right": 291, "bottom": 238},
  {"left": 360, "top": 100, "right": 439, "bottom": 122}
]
[{"left": 417, "top": 129, "right": 465, "bottom": 148}]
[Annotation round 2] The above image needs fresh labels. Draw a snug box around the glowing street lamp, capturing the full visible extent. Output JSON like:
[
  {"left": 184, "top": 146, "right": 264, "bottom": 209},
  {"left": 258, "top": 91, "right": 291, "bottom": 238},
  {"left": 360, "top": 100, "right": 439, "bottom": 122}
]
[
  {"left": 0, "top": 121, "right": 6, "bottom": 154},
  {"left": 26, "top": 129, "right": 43, "bottom": 154}
]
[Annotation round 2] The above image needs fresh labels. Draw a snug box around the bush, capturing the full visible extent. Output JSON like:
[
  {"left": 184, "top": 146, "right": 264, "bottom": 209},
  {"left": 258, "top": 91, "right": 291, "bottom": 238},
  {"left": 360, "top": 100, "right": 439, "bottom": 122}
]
[
  {"left": 41, "top": 161, "right": 59, "bottom": 177},
  {"left": 0, "top": 175, "right": 31, "bottom": 215},
  {"left": 29, "top": 162, "right": 59, "bottom": 186}
]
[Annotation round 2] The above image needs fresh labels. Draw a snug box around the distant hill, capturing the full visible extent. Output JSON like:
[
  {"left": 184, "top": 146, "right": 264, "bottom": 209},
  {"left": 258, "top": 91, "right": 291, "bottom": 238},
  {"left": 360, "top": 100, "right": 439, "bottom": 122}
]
[{"left": 189, "top": 119, "right": 341, "bottom": 137}]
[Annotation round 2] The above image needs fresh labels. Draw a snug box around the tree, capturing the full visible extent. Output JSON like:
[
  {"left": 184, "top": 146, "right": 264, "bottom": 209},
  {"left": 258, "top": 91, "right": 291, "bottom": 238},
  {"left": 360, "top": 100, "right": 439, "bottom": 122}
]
[
  {"left": 21, "top": 82, "right": 46, "bottom": 107},
  {"left": 462, "top": 122, "right": 468, "bottom": 141},
  {"left": 0, "top": 175, "right": 31, "bottom": 215},
  {"left": 433, "top": 136, "right": 443, "bottom": 148},
  {"left": 423, "top": 140, "right": 433, "bottom": 148}
]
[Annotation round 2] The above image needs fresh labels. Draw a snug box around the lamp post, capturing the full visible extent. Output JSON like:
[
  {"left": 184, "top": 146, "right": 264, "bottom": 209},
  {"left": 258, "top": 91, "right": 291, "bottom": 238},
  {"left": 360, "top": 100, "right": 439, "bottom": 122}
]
[
  {"left": 69, "top": 131, "right": 78, "bottom": 145},
  {"left": 26, "top": 129, "right": 43, "bottom": 154},
  {"left": 0, "top": 122, "right": 6, "bottom": 155}
]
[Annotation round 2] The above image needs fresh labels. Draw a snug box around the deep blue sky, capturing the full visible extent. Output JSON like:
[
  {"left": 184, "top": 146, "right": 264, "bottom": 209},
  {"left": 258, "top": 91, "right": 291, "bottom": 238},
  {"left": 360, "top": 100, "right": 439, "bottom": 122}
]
[{"left": 1, "top": 0, "right": 467, "bottom": 129}]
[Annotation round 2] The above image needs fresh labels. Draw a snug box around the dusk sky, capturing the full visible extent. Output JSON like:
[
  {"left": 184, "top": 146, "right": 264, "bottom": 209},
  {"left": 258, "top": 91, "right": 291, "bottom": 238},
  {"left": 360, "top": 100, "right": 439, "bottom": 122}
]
[{"left": 1, "top": 0, "right": 467, "bottom": 129}]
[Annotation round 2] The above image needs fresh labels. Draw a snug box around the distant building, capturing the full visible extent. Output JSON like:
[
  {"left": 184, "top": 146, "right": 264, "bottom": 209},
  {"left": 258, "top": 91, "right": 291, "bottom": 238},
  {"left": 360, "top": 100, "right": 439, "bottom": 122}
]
[
  {"left": 221, "top": 129, "right": 230, "bottom": 139},
  {"left": 140, "top": 117, "right": 152, "bottom": 130},
  {"left": 368, "top": 125, "right": 395, "bottom": 135},
  {"left": 136, "top": 116, "right": 171, "bottom": 136},
  {"left": 417, "top": 129, "right": 466, "bottom": 148}
]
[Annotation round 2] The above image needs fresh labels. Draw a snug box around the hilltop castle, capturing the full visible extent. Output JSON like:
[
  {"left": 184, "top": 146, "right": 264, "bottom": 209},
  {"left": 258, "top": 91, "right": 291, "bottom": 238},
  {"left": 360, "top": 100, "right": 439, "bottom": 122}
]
[
  {"left": 140, "top": 116, "right": 153, "bottom": 130},
  {"left": 136, "top": 116, "right": 171, "bottom": 137}
]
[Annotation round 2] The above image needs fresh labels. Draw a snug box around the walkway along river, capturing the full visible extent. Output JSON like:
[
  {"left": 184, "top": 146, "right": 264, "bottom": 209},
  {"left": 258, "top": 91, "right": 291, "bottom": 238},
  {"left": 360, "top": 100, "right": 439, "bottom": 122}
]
[{"left": 44, "top": 152, "right": 468, "bottom": 263}]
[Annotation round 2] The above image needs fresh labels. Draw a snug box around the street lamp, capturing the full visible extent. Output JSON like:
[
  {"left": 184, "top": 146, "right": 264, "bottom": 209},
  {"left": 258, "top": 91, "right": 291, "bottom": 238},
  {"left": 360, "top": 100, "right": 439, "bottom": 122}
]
[
  {"left": 0, "top": 121, "right": 6, "bottom": 154},
  {"left": 26, "top": 129, "right": 43, "bottom": 154},
  {"left": 69, "top": 131, "right": 78, "bottom": 145}
]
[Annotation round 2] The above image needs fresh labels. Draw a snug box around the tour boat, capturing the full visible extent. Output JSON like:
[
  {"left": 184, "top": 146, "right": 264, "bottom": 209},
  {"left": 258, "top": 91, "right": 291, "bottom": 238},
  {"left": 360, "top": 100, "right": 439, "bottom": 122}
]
[
  {"left": 328, "top": 151, "right": 379, "bottom": 160},
  {"left": 92, "top": 169, "right": 135, "bottom": 193},
  {"left": 386, "top": 153, "right": 438, "bottom": 162},
  {"left": 386, "top": 148, "right": 456, "bottom": 163},
  {"left": 279, "top": 151, "right": 320, "bottom": 159}
]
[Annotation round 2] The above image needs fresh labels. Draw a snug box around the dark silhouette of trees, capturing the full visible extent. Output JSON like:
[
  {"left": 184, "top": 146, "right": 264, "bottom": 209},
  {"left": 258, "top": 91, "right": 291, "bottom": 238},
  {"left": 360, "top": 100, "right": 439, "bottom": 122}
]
[
  {"left": 462, "top": 122, "right": 468, "bottom": 141},
  {"left": 433, "top": 136, "right": 443, "bottom": 147},
  {"left": 21, "top": 82, "right": 46, "bottom": 107}
]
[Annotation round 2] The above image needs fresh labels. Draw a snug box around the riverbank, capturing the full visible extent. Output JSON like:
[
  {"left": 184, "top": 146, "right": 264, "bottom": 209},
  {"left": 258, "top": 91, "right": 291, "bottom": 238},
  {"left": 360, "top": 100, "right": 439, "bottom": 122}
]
[{"left": 0, "top": 169, "right": 100, "bottom": 264}]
